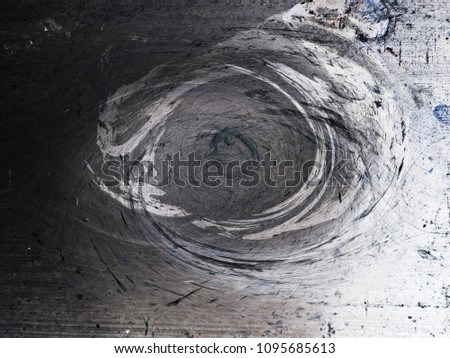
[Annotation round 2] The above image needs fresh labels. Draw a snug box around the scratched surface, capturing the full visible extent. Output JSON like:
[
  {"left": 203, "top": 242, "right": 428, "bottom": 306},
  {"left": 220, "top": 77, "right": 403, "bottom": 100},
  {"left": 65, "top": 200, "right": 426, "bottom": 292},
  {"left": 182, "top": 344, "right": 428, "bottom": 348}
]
[{"left": 1, "top": 0, "right": 450, "bottom": 337}]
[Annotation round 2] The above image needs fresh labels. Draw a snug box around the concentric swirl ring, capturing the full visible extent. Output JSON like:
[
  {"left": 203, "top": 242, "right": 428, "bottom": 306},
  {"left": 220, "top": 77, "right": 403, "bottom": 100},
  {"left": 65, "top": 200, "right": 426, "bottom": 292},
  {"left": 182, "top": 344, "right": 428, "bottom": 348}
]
[{"left": 89, "top": 24, "right": 407, "bottom": 273}]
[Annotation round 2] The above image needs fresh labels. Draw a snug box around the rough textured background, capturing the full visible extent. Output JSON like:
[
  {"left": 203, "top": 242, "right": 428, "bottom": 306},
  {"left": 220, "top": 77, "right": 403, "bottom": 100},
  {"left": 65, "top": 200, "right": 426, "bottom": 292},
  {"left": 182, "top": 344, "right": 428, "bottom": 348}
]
[{"left": 1, "top": 0, "right": 450, "bottom": 337}]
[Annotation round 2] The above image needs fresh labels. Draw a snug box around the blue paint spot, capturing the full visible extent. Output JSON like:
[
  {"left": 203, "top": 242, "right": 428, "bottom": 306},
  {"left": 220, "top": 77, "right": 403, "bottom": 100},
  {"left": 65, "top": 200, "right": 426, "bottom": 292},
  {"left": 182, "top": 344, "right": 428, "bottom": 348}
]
[
  {"left": 428, "top": 168, "right": 433, "bottom": 174},
  {"left": 433, "top": 104, "right": 450, "bottom": 125},
  {"left": 118, "top": 256, "right": 130, "bottom": 265}
]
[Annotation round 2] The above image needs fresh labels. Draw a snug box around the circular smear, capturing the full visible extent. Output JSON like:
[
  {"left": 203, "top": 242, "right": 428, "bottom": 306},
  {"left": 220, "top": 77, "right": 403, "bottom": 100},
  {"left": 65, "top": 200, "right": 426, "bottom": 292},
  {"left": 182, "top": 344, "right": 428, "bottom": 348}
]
[{"left": 89, "top": 24, "right": 407, "bottom": 274}]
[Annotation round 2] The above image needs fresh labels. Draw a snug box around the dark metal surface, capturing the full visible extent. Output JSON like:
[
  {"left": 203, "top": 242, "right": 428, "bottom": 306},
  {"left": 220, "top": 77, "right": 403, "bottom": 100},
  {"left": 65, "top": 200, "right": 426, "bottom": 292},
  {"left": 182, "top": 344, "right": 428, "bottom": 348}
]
[{"left": 2, "top": 1, "right": 450, "bottom": 338}]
